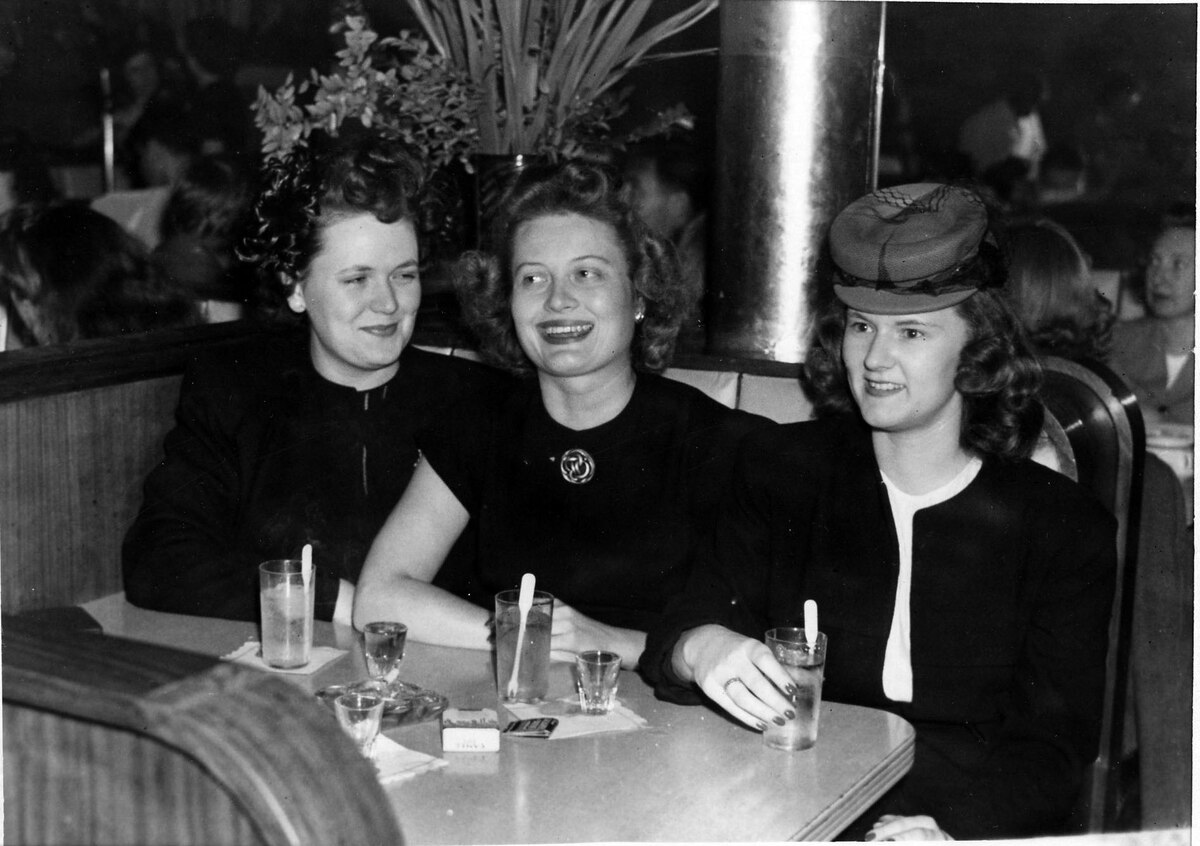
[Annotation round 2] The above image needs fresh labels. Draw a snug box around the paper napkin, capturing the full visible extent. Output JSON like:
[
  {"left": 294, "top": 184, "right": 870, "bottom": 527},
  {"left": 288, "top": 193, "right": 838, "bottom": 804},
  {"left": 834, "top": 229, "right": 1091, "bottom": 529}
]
[
  {"left": 503, "top": 697, "right": 649, "bottom": 740},
  {"left": 372, "top": 734, "right": 448, "bottom": 783},
  {"left": 221, "top": 639, "right": 346, "bottom": 675}
]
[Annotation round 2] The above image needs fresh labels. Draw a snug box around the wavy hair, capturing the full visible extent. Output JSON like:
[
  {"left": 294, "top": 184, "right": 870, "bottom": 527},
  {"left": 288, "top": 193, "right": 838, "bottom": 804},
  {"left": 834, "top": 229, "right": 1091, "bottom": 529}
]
[
  {"left": 805, "top": 261, "right": 1044, "bottom": 461},
  {"left": 0, "top": 202, "right": 198, "bottom": 345},
  {"left": 1005, "top": 218, "right": 1113, "bottom": 361},
  {"left": 239, "top": 132, "right": 425, "bottom": 321},
  {"left": 455, "top": 161, "right": 689, "bottom": 375}
]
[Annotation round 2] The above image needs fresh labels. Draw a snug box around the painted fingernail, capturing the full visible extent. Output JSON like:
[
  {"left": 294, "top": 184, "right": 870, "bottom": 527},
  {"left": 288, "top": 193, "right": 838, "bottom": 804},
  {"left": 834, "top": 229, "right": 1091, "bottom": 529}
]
[
  {"left": 756, "top": 721, "right": 767, "bottom": 731},
  {"left": 785, "top": 710, "right": 796, "bottom": 720},
  {"left": 773, "top": 716, "right": 786, "bottom": 726},
  {"left": 864, "top": 832, "right": 876, "bottom": 842},
  {"left": 787, "top": 684, "right": 799, "bottom": 696}
]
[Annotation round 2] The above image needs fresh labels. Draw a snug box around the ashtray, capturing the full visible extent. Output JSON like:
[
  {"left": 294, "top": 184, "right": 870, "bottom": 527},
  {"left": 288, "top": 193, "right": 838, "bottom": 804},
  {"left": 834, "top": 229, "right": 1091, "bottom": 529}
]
[{"left": 316, "top": 680, "right": 449, "bottom": 726}]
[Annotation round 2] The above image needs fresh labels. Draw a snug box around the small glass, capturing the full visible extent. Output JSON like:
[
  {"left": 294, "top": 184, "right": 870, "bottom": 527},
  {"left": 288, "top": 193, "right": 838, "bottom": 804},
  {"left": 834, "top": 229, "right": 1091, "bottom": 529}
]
[
  {"left": 362, "top": 621, "right": 407, "bottom": 684},
  {"left": 334, "top": 691, "right": 385, "bottom": 757},
  {"left": 575, "top": 650, "right": 621, "bottom": 714},
  {"left": 763, "top": 627, "right": 827, "bottom": 751}
]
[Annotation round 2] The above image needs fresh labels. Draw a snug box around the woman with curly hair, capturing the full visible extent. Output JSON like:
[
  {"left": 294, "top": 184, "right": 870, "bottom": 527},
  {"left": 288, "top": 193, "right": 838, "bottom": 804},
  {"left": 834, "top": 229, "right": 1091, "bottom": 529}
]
[
  {"left": 642, "top": 184, "right": 1117, "bottom": 839},
  {"left": 355, "top": 162, "right": 769, "bottom": 666},
  {"left": 122, "top": 133, "right": 504, "bottom": 622},
  {"left": 1006, "top": 218, "right": 1114, "bottom": 362}
]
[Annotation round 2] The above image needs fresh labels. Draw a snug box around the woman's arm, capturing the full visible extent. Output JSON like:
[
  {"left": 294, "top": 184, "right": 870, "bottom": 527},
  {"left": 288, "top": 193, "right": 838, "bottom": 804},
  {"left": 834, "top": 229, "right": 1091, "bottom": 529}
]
[{"left": 353, "top": 457, "right": 491, "bottom": 649}]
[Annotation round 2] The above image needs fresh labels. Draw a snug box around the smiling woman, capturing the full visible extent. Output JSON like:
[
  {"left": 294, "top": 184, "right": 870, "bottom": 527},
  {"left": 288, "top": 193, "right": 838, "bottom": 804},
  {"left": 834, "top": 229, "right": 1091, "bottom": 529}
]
[
  {"left": 121, "top": 134, "right": 506, "bottom": 622},
  {"left": 644, "top": 183, "right": 1117, "bottom": 840},
  {"left": 353, "top": 161, "right": 772, "bottom": 668}
]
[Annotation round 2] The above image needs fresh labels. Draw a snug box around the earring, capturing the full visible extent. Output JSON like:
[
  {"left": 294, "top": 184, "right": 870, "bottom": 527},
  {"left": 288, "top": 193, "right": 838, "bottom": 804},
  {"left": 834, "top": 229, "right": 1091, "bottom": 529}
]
[{"left": 635, "top": 310, "right": 645, "bottom": 323}]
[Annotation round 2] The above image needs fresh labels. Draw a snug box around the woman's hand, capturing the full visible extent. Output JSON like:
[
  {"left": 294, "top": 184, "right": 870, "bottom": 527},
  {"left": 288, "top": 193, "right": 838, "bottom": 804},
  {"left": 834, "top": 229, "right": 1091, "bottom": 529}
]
[
  {"left": 550, "top": 601, "right": 646, "bottom": 669},
  {"left": 673, "top": 624, "right": 797, "bottom": 731},
  {"left": 866, "top": 815, "right": 953, "bottom": 841}
]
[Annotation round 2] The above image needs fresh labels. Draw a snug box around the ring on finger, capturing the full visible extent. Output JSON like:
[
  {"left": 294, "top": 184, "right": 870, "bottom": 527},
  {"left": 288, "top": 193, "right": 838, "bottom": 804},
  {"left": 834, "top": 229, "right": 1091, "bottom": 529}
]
[{"left": 722, "top": 677, "right": 743, "bottom": 694}]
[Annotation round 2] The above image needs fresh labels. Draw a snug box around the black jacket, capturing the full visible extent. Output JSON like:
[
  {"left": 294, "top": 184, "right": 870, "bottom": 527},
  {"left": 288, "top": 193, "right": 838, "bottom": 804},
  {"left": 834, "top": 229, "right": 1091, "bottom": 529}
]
[
  {"left": 122, "top": 328, "right": 507, "bottom": 621},
  {"left": 644, "top": 417, "right": 1117, "bottom": 839}
]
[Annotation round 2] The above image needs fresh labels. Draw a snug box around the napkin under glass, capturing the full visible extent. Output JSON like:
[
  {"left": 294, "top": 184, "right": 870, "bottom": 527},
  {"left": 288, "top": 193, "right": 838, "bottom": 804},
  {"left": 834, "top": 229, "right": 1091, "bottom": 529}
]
[{"left": 221, "top": 639, "right": 346, "bottom": 675}]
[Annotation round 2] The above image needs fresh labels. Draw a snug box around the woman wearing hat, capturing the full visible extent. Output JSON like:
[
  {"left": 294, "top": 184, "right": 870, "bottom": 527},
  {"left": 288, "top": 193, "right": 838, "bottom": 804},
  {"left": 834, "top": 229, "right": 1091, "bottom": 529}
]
[{"left": 643, "top": 184, "right": 1117, "bottom": 839}]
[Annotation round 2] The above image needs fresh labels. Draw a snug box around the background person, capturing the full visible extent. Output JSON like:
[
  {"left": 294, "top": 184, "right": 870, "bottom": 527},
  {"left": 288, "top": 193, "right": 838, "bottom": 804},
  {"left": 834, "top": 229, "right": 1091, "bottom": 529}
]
[
  {"left": 354, "top": 162, "right": 770, "bottom": 666},
  {"left": 1108, "top": 209, "right": 1195, "bottom": 426},
  {"left": 122, "top": 133, "right": 504, "bottom": 622},
  {"left": 1005, "top": 217, "right": 1114, "bottom": 361},
  {"left": 644, "top": 184, "right": 1116, "bottom": 840},
  {"left": 0, "top": 201, "right": 197, "bottom": 348},
  {"left": 152, "top": 154, "right": 254, "bottom": 323}
]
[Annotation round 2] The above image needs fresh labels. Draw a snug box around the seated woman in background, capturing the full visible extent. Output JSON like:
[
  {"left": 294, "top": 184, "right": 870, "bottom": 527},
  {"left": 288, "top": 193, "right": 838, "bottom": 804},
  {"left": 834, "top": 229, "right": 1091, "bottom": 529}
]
[
  {"left": 643, "top": 184, "right": 1116, "bottom": 839},
  {"left": 0, "top": 201, "right": 197, "bottom": 349},
  {"left": 152, "top": 154, "right": 254, "bottom": 322},
  {"left": 1006, "top": 217, "right": 1114, "bottom": 361},
  {"left": 122, "top": 133, "right": 504, "bottom": 622},
  {"left": 355, "top": 162, "right": 770, "bottom": 666},
  {"left": 1108, "top": 208, "right": 1194, "bottom": 426}
]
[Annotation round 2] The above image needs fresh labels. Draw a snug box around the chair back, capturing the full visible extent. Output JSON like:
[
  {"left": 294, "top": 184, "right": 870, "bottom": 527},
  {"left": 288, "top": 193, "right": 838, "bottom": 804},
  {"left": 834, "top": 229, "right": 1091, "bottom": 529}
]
[
  {"left": 3, "top": 615, "right": 405, "bottom": 846},
  {"left": 1038, "top": 355, "right": 1146, "bottom": 832}
]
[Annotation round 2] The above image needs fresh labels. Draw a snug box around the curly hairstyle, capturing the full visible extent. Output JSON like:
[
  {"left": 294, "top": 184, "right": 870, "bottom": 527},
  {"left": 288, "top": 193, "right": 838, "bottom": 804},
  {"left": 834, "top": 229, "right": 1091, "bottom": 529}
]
[
  {"left": 454, "top": 161, "right": 690, "bottom": 375},
  {"left": 239, "top": 132, "right": 425, "bottom": 321},
  {"left": 1005, "top": 218, "right": 1113, "bottom": 361},
  {"left": 0, "top": 202, "right": 198, "bottom": 345},
  {"left": 805, "top": 251, "right": 1044, "bottom": 461}
]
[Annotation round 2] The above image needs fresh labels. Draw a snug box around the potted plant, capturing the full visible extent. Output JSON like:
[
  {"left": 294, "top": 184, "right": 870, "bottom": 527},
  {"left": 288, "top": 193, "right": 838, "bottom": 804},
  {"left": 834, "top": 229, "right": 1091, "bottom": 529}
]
[{"left": 253, "top": 2, "right": 715, "bottom": 246}]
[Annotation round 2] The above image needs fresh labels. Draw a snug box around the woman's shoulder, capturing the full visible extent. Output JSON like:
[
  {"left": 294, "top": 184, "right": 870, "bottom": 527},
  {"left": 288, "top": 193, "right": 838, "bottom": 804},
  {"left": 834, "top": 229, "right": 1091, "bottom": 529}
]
[
  {"left": 636, "top": 372, "right": 772, "bottom": 433},
  {"left": 983, "top": 457, "right": 1116, "bottom": 529}
]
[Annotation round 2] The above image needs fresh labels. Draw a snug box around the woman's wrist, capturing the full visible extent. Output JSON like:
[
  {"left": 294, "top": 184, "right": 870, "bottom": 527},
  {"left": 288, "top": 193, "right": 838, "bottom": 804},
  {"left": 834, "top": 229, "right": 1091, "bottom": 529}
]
[{"left": 671, "top": 624, "right": 721, "bottom": 683}]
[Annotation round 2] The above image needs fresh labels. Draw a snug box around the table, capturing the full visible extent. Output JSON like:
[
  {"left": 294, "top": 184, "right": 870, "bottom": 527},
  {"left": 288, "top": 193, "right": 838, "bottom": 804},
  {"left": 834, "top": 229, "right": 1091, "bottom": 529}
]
[{"left": 83, "top": 593, "right": 914, "bottom": 843}]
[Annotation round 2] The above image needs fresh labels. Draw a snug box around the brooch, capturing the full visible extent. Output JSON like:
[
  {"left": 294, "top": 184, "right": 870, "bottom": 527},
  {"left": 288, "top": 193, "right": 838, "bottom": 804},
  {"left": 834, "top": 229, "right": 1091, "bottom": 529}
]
[{"left": 559, "top": 448, "right": 595, "bottom": 484}]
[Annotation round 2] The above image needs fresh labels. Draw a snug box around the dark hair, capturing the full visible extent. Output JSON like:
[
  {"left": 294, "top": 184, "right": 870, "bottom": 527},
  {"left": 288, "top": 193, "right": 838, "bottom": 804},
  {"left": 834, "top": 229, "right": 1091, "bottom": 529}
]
[
  {"left": 156, "top": 156, "right": 254, "bottom": 302},
  {"left": 805, "top": 253, "right": 1043, "bottom": 461},
  {"left": 1006, "top": 218, "right": 1113, "bottom": 361},
  {"left": 454, "top": 161, "right": 690, "bottom": 375},
  {"left": 623, "top": 135, "right": 712, "bottom": 209},
  {"left": 161, "top": 155, "right": 251, "bottom": 241},
  {"left": 0, "top": 202, "right": 198, "bottom": 344},
  {"left": 239, "top": 133, "right": 426, "bottom": 321}
]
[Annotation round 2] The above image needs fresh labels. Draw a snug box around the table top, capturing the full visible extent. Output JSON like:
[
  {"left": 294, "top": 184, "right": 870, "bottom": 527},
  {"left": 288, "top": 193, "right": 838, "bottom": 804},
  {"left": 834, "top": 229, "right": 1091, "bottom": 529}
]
[{"left": 83, "top": 593, "right": 914, "bottom": 844}]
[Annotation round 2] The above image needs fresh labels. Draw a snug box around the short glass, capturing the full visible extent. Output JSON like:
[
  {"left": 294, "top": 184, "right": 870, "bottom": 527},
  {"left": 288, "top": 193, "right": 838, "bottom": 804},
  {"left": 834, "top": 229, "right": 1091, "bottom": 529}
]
[
  {"left": 763, "top": 627, "right": 827, "bottom": 751},
  {"left": 362, "top": 621, "right": 407, "bottom": 684},
  {"left": 258, "top": 559, "right": 315, "bottom": 669},
  {"left": 334, "top": 691, "right": 385, "bottom": 757},
  {"left": 575, "top": 650, "right": 621, "bottom": 714},
  {"left": 494, "top": 589, "right": 555, "bottom": 703}
]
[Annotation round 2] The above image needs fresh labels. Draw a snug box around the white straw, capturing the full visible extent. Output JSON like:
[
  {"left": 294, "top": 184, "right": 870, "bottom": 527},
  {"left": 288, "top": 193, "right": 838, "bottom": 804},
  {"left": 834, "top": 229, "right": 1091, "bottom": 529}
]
[
  {"left": 301, "top": 543, "right": 313, "bottom": 588},
  {"left": 804, "top": 599, "right": 818, "bottom": 643}
]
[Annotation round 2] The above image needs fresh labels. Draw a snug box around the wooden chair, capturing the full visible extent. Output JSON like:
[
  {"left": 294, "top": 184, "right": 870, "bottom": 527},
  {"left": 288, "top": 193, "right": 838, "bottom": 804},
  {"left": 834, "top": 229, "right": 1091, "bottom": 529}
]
[
  {"left": 1039, "top": 356, "right": 1146, "bottom": 832},
  {"left": 3, "top": 614, "right": 405, "bottom": 846}
]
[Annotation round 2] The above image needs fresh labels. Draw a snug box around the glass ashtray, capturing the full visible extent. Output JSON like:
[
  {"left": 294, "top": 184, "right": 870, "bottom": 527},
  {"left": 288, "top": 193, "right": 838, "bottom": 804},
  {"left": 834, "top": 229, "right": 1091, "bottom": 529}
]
[{"left": 316, "top": 679, "right": 449, "bottom": 725}]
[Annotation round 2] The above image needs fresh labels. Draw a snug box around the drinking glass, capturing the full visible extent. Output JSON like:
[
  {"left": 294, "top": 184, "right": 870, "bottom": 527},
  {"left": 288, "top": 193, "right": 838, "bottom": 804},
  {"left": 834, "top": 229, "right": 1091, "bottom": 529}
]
[
  {"left": 362, "top": 621, "right": 407, "bottom": 685},
  {"left": 575, "top": 650, "right": 621, "bottom": 714},
  {"left": 334, "top": 691, "right": 385, "bottom": 757},
  {"left": 763, "top": 627, "right": 827, "bottom": 751},
  {"left": 258, "top": 559, "right": 314, "bottom": 669}
]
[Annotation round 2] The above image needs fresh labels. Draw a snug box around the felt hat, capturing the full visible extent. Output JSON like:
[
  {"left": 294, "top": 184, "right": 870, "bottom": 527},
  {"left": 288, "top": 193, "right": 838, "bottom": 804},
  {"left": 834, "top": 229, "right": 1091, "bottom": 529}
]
[{"left": 829, "top": 183, "right": 989, "bottom": 314}]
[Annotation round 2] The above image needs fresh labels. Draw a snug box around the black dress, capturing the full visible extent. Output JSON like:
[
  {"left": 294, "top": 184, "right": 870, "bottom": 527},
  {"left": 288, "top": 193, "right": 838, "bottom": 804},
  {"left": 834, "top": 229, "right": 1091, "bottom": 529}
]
[
  {"left": 122, "top": 327, "right": 508, "bottom": 621},
  {"left": 419, "top": 374, "right": 773, "bottom": 631}
]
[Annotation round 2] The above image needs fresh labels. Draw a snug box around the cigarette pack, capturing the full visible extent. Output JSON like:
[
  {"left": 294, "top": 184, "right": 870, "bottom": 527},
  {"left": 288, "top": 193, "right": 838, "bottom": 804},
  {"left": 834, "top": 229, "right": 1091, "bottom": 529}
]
[{"left": 440, "top": 708, "right": 500, "bottom": 752}]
